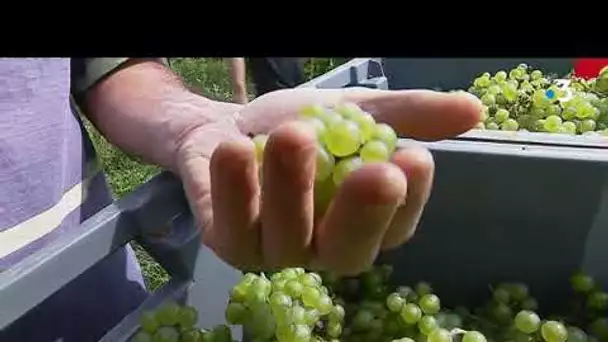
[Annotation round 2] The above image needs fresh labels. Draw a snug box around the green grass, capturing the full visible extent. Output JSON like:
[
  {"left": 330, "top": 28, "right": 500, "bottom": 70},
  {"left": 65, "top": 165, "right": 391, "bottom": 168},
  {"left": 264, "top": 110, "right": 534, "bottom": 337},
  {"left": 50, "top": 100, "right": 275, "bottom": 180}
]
[{"left": 85, "top": 58, "right": 345, "bottom": 291}]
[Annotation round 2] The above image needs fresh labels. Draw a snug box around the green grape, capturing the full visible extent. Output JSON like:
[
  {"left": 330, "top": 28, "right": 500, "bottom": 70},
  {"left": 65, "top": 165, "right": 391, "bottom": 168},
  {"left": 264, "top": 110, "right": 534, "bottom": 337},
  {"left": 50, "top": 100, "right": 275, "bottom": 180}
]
[
  {"left": 427, "top": 328, "right": 453, "bottom": 342},
  {"left": 360, "top": 140, "right": 391, "bottom": 163},
  {"left": 462, "top": 331, "right": 487, "bottom": 342},
  {"left": 327, "top": 320, "right": 343, "bottom": 338},
  {"left": 579, "top": 119, "right": 597, "bottom": 133},
  {"left": 152, "top": 326, "right": 179, "bottom": 342},
  {"left": 329, "top": 304, "right": 345, "bottom": 322},
  {"left": 521, "top": 297, "right": 539, "bottom": 311},
  {"left": 418, "top": 315, "right": 439, "bottom": 335},
  {"left": 372, "top": 123, "right": 398, "bottom": 152},
  {"left": 303, "top": 308, "right": 320, "bottom": 326},
  {"left": 300, "top": 104, "right": 328, "bottom": 119},
  {"left": 587, "top": 291, "right": 608, "bottom": 310},
  {"left": 541, "top": 321, "right": 568, "bottom": 342},
  {"left": 315, "top": 144, "right": 335, "bottom": 182},
  {"left": 211, "top": 325, "right": 233, "bottom": 342},
  {"left": 315, "top": 294, "right": 333, "bottom": 315},
  {"left": 561, "top": 122, "right": 577, "bottom": 134},
  {"left": 400, "top": 303, "right": 423, "bottom": 324},
  {"left": 531, "top": 70, "right": 543, "bottom": 80},
  {"left": 225, "top": 301, "right": 248, "bottom": 325},
  {"left": 566, "top": 326, "right": 588, "bottom": 342},
  {"left": 506, "top": 283, "right": 529, "bottom": 302},
  {"left": 544, "top": 115, "right": 563, "bottom": 133},
  {"left": 416, "top": 282, "right": 433, "bottom": 296},
  {"left": 334, "top": 102, "right": 365, "bottom": 119},
  {"left": 495, "top": 71, "right": 508, "bottom": 81},
  {"left": 386, "top": 292, "right": 406, "bottom": 313},
  {"left": 289, "top": 305, "right": 307, "bottom": 325},
  {"left": 570, "top": 272, "right": 595, "bottom": 293},
  {"left": 481, "top": 93, "right": 496, "bottom": 106},
  {"left": 155, "top": 301, "right": 180, "bottom": 326},
  {"left": 323, "top": 120, "right": 363, "bottom": 157},
  {"left": 139, "top": 311, "right": 159, "bottom": 334},
  {"left": 501, "top": 119, "right": 519, "bottom": 131},
  {"left": 488, "top": 85, "right": 502, "bottom": 95},
  {"left": 352, "top": 310, "right": 375, "bottom": 331},
  {"left": 495, "top": 108, "right": 510, "bottom": 123},
  {"left": 285, "top": 279, "right": 304, "bottom": 298},
  {"left": 514, "top": 310, "right": 541, "bottom": 334},
  {"left": 486, "top": 122, "right": 499, "bottom": 130},
  {"left": 350, "top": 111, "right": 376, "bottom": 142},
  {"left": 492, "top": 302, "right": 512, "bottom": 324},
  {"left": 419, "top": 294, "right": 441, "bottom": 314},
  {"left": 177, "top": 305, "right": 198, "bottom": 329},
  {"left": 509, "top": 68, "right": 523, "bottom": 79},
  {"left": 493, "top": 286, "right": 510, "bottom": 304},
  {"left": 503, "top": 83, "right": 518, "bottom": 102},
  {"left": 180, "top": 330, "right": 201, "bottom": 342},
  {"left": 302, "top": 116, "right": 326, "bottom": 137},
  {"left": 332, "top": 157, "right": 363, "bottom": 186},
  {"left": 131, "top": 331, "right": 153, "bottom": 342},
  {"left": 475, "top": 122, "right": 485, "bottom": 129}
]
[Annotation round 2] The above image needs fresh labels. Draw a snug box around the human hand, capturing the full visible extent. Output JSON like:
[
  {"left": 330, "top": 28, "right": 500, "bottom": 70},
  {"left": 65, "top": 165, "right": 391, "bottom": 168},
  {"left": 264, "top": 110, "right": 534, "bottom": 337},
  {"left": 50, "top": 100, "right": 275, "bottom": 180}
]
[{"left": 176, "top": 87, "right": 482, "bottom": 275}]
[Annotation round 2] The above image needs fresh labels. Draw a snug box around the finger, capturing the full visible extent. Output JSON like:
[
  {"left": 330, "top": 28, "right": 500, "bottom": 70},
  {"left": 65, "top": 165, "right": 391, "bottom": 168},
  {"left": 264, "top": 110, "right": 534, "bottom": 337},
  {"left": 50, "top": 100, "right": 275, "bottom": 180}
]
[
  {"left": 381, "top": 145, "right": 435, "bottom": 250},
  {"left": 261, "top": 121, "right": 317, "bottom": 268},
  {"left": 315, "top": 163, "right": 407, "bottom": 275},
  {"left": 209, "top": 139, "right": 263, "bottom": 269},
  {"left": 345, "top": 89, "right": 483, "bottom": 141}
]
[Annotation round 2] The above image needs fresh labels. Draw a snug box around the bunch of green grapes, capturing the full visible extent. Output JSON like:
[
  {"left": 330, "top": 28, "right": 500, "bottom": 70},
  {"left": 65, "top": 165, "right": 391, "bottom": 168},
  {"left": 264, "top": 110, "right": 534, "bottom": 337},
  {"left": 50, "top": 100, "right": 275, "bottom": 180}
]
[
  {"left": 467, "top": 64, "right": 608, "bottom": 136},
  {"left": 131, "top": 300, "right": 232, "bottom": 342},
  {"left": 223, "top": 269, "right": 345, "bottom": 342},
  {"left": 251, "top": 102, "right": 398, "bottom": 213}
]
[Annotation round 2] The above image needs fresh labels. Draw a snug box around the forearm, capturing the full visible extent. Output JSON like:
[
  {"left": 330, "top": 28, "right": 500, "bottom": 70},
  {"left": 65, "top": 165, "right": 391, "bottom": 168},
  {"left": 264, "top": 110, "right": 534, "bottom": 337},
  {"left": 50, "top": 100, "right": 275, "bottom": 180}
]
[
  {"left": 81, "top": 59, "right": 220, "bottom": 173},
  {"left": 228, "top": 58, "right": 247, "bottom": 95}
]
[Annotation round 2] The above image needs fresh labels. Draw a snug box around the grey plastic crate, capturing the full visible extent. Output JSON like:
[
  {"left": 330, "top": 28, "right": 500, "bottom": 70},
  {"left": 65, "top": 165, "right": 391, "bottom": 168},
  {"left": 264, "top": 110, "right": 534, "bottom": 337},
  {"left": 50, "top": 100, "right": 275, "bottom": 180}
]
[
  {"left": 301, "top": 58, "right": 608, "bottom": 311},
  {"left": 299, "top": 58, "right": 388, "bottom": 90}
]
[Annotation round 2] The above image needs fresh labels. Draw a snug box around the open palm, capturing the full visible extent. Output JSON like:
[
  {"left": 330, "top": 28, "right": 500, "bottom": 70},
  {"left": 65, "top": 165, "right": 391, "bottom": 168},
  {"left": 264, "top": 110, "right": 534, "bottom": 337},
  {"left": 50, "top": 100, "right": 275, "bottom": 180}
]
[{"left": 176, "top": 87, "right": 482, "bottom": 275}]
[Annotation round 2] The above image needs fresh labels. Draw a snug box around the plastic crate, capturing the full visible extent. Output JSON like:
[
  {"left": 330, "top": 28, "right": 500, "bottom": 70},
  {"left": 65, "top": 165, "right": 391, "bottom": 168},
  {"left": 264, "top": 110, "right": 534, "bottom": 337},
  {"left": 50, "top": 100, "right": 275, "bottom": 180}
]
[{"left": 300, "top": 58, "right": 608, "bottom": 311}]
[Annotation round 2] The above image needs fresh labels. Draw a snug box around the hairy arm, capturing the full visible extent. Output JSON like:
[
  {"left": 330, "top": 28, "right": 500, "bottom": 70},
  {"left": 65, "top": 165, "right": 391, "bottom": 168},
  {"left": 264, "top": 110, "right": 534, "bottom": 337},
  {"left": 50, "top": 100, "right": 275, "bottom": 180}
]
[
  {"left": 227, "top": 58, "right": 248, "bottom": 104},
  {"left": 72, "top": 58, "right": 237, "bottom": 173}
]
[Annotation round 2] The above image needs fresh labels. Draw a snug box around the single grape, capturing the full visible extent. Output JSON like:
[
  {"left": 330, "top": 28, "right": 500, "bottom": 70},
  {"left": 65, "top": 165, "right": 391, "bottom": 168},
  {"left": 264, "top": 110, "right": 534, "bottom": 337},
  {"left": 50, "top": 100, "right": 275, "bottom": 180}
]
[
  {"left": 350, "top": 111, "right": 376, "bottom": 142},
  {"left": 495, "top": 71, "right": 508, "bottom": 81},
  {"left": 419, "top": 294, "right": 441, "bottom": 314},
  {"left": 521, "top": 297, "right": 539, "bottom": 311},
  {"left": 561, "top": 121, "right": 577, "bottom": 134},
  {"left": 386, "top": 292, "right": 406, "bottom": 313},
  {"left": 332, "top": 157, "right": 363, "bottom": 186},
  {"left": 544, "top": 115, "right": 563, "bottom": 133},
  {"left": 501, "top": 118, "right": 519, "bottom": 131},
  {"left": 486, "top": 122, "right": 499, "bottom": 130},
  {"left": 360, "top": 140, "right": 391, "bottom": 163},
  {"left": 541, "top": 321, "right": 568, "bottom": 342},
  {"left": 285, "top": 279, "right": 304, "bottom": 298},
  {"left": 566, "top": 326, "right": 588, "bottom": 342},
  {"left": 315, "top": 144, "right": 335, "bottom": 182},
  {"left": 323, "top": 120, "right": 363, "bottom": 157},
  {"left": 327, "top": 320, "right": 343, "bottom": 338},
  {"left": 252, "top": 134, "right": 268, "bottom": 163},
  {"left": 177, "top": 305, "right": 198, "bottom": 329},
  {"left": 462, "top": 331, "right": 487, "bottom": 342},
  {"left": 481, "top": 93, "right": 496, "bottom": 106},
  {"left": 131, "top": 331, "right": 153, "bottom": 342},
  {"left": 427, "top": 328, "right": 453, "bottom": 342},
  {"left": 352, "top": 309, "right": 375, "bottom": 331},
  {"left": 139, "top": 311, "right": 159, "bottom": 334},
  {"left": 302, "top": 117, "right": 327, "bottom": 138},
  {"left": 495, "top": 108, "right": 510, "bottom": 123},
  {"left": 400, "top": 303, "right": 423, "bottom": 324},
  {"left": 155, "top": 301, "right": 180, "bottom": 326},
  {"left": 371, "top": 123, "right": 398, "bottom": 152},
  {"left": 587, "top": 291, "right": 608, "bottom": 311},
  {"left": 180, "top": 330, "right": 201, "bottom": 342},
  {"left": 416, "top": 282, "right": 433, "bottom": 296},
  {"left": 152, "top": 326, "right": 179, "bottom": 342},
  {"left": 329, "top": 304, "right": 346, "bottom": 322},
  {"left": 570, "top": 272, "right": 595, "bottom": 293},
  {"left": 225, "top": 301, "right": 247, "bottom": 325},
  {"left": 514, "top": 310, "right": 541, "bottom": 334},
  {"left": 418, "top": 315, "right": 439, "bottom": 335}
]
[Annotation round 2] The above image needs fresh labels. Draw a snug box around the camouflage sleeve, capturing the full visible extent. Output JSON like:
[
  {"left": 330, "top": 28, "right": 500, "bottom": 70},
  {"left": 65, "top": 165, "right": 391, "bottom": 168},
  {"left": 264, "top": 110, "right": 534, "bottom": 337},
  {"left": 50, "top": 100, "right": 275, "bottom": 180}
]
[{"left": 70, "top": 58, "right": 170, "bottom": 96}]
